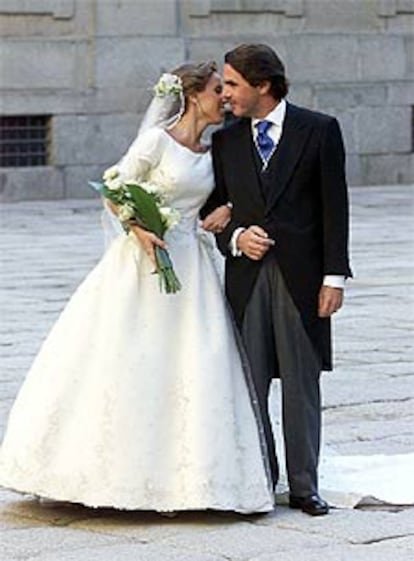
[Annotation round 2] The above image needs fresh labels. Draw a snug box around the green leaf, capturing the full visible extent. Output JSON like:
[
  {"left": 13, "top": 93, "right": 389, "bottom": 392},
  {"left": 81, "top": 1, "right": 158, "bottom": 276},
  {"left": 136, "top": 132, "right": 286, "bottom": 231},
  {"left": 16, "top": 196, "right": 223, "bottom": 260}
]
[
  {"left": 101, "top": 184, "right": 124, "bottom": 205},
  {"left": 127, "top": 185, "right": 166, "bottom": 238},
  {"left": 88, "top": 181, "right": 122, "bottom": 205}
]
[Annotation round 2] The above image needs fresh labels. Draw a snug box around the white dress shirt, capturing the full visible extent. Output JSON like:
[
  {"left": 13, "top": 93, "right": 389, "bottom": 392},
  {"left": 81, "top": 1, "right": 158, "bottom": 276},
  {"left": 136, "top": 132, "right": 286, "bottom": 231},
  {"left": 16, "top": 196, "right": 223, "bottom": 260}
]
[
  {"left": 251, "top": 98, "right": 286, "bottom": 150},
  {"left": 229, "top": 99, "right": 345, "bottom": 289}
]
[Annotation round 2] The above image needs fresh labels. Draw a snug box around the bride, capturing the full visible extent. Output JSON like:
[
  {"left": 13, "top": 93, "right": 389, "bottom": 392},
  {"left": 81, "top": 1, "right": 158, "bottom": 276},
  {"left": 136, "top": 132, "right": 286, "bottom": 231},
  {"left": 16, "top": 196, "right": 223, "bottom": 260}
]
[{"left": 0, "top": 61, "right": 274, "bottom": 513}]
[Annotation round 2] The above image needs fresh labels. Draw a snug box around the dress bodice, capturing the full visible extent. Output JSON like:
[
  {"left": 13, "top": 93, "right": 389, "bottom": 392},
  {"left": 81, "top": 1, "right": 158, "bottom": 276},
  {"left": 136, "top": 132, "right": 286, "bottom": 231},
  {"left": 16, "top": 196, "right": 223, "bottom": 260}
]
[{"left": 117, "top": 128, "right": 214, "bottom": 230}]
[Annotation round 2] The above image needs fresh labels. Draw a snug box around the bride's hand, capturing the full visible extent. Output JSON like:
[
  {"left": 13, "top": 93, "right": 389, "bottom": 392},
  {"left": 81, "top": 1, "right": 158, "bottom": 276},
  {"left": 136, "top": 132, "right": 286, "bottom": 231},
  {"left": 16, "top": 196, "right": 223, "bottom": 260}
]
[
  {"left": 201, "top": 204, "right": 231, "bottom": 233},
  {"left": 130, "top": 225, "right": 167, "bottom": 264}
]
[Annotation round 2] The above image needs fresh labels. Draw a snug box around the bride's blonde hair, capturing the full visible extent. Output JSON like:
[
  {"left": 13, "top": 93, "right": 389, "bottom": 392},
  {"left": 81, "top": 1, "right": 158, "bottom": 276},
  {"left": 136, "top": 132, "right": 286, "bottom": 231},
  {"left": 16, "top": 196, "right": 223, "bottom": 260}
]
[
  {"left": 171, "top": 61, "right": 218, "bottom": 111},
  {"left": 138, "top": 61, "right": 219, "bottom": 134}
]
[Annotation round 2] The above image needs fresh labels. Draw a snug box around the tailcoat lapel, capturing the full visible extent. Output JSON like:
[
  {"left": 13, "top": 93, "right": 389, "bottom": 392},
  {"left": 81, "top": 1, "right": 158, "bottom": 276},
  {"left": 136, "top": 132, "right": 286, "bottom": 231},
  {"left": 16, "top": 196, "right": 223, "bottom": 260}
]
[{"left": 265, "top": 103, "right": 312, "bottom": 212}]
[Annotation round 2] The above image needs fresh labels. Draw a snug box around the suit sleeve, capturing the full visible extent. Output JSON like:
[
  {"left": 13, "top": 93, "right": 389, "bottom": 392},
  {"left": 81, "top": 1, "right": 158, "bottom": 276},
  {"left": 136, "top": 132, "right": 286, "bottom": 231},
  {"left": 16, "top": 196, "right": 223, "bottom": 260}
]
[
  {"left": 201, "top": 134, "right": 243, "bottom": 256},
  {"left": 319, "top": 118, "right": 352, "bottom": 278}
]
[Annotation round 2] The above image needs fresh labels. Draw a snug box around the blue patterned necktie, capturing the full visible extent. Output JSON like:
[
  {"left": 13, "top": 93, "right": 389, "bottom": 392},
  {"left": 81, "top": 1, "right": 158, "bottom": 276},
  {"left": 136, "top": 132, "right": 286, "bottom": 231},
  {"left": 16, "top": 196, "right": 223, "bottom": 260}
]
[{"left": 255, "top": 120, "right": 275, "bottom": 167}]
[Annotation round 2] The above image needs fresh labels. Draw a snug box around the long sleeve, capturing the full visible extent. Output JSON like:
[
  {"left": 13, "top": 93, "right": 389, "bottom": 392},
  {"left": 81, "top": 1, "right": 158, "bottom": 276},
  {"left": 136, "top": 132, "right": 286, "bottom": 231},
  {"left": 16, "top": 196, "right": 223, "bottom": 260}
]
[
  {"left": 319, "top": 118, "right": 352, "bottom": 278},
  {"left": 116, "top": 128, "right": 164, "bottom": 182},
  {"left": 207, "top": 134, "right": 245, "bottom": 256}
]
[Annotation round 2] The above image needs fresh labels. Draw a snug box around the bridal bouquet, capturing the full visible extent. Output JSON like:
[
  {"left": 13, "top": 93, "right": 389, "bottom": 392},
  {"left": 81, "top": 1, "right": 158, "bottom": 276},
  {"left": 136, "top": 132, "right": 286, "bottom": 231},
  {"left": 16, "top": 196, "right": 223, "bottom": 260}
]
[{"left": 89, "top": 168, "right": 181, "bottom": 294}]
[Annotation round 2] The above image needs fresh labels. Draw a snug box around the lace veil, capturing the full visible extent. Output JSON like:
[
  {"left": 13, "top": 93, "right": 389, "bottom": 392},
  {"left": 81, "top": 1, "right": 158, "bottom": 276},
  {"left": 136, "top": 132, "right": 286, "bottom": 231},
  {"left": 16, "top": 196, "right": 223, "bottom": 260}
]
[
  {"left": 138, "top": 73, "right": 185, "bottom": 136},
  {"left": 101, "top": 73, "right": 185, "bottom": 246}
]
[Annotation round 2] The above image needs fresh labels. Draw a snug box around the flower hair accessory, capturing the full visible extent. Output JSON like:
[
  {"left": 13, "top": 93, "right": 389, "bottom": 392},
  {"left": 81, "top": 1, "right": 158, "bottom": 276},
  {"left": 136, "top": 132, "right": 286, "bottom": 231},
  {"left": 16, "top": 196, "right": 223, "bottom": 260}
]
[
  {"left": 154, "top": 73, "right": 183, "bottom": 98},
  {"left": 130, "top": 72, "right": 185, "bottom": 139}
]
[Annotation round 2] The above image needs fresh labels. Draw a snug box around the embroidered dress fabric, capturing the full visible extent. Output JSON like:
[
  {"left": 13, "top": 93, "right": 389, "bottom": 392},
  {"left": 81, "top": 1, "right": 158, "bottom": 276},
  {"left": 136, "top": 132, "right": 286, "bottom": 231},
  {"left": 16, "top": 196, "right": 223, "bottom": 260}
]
[{"left": 0, "top": 128, "right": 274, "bottom": 513}]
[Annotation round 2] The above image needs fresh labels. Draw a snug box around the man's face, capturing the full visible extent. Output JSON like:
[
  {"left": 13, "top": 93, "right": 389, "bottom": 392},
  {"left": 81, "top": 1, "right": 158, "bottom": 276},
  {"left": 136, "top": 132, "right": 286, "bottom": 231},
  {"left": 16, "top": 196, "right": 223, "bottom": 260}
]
[{"left": 222, "top": 63, "right": 261, "bottom": 118}]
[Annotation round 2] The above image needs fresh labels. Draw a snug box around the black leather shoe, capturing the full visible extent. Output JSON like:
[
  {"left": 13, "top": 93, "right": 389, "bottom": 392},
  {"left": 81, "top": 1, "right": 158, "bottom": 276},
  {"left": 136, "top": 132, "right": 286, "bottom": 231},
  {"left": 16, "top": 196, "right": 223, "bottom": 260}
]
[{"left": 289, "top": 493, "right": 329, "bottom": 516}]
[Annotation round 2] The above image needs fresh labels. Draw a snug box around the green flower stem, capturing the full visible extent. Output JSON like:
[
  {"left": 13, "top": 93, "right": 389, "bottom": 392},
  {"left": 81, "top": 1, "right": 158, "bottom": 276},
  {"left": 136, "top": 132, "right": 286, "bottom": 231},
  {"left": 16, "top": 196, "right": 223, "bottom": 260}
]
[{"left": 154, "top": 246, "right": 181, "bottom": 294}]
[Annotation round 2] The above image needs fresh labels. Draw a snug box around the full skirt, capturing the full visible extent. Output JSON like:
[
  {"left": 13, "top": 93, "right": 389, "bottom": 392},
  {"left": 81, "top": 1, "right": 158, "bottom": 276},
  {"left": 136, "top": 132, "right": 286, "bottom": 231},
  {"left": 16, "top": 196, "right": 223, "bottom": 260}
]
[{"left": 0, "top": 229, "right": 274, "bottom": 513}]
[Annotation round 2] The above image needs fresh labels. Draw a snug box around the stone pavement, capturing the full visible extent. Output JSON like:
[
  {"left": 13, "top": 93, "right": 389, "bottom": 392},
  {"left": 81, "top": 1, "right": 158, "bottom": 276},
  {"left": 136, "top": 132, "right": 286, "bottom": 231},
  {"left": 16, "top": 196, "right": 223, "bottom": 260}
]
[{"left": 0, "top": 185, "right": 413, "bottom": 561}]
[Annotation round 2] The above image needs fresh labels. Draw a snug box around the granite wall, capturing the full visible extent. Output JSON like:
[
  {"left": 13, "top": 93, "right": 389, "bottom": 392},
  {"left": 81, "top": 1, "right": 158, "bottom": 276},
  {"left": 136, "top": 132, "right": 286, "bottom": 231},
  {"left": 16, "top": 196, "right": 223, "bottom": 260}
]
[{"left": 0, "top": 0, "right": 413, "bottom": 200}]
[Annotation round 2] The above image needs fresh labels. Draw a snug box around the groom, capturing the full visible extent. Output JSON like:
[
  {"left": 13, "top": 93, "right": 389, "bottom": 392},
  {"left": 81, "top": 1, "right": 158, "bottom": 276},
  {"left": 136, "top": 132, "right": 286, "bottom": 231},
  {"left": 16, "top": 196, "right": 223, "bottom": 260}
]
[{"left": 205, "top": 44, "right": 352, "bottom": 515}]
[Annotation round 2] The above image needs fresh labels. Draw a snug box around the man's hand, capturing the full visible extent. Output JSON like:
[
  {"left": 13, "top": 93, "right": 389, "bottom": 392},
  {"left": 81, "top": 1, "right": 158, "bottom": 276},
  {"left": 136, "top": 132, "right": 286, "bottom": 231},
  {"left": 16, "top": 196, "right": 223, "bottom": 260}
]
[
  {"left": 237, "top": 226, "right": 275, "bottom": 260},
  {"left": 318, "top": 286, "right": 344, "bottom": 318}
]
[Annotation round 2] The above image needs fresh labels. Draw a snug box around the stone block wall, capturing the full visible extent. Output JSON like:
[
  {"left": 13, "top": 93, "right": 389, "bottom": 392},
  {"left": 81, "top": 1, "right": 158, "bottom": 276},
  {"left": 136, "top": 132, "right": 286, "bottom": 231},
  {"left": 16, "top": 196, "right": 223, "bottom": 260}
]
[{"left": 0, "top": 0, "right": 413, "bottom": 201}]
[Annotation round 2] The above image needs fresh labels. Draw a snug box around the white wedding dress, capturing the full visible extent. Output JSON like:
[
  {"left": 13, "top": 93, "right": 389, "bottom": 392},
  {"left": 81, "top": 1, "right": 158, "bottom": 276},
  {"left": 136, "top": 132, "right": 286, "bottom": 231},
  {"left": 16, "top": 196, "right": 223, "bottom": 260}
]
[{"left": 0, "top": 128, "right": 274, "bottom": 513}]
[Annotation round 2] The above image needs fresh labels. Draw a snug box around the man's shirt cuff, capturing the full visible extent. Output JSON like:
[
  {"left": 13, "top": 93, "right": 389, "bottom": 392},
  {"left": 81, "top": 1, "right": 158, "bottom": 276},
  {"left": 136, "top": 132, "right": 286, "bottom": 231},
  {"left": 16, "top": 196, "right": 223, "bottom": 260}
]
[
  {"left": 229, "top": 227, "right": 245, "bottom": 256},
  {"left": 323, "top": 275, "right": 345, "bottom": 289}
]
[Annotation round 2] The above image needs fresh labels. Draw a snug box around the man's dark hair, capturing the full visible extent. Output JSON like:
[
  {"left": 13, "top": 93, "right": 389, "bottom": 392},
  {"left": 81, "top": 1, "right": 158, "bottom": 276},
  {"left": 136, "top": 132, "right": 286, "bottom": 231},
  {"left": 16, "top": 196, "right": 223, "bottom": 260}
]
[{"left": 224, "top": 43, "right": 289, "bottom": 100}]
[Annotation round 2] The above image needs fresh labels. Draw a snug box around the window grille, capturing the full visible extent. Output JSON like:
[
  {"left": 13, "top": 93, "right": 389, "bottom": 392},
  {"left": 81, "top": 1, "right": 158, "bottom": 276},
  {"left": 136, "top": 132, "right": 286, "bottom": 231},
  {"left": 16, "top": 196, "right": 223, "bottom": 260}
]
[{"left": 0, "top": 115, "right": 52, "bottom": 167}]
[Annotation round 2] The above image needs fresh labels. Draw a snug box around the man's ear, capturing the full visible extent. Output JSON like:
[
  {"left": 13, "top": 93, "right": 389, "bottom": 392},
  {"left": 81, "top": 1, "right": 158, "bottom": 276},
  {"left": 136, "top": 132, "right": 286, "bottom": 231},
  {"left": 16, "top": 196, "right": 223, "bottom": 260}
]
[{"left": 257, "top": 80, "right": 271, "bottom": 96}]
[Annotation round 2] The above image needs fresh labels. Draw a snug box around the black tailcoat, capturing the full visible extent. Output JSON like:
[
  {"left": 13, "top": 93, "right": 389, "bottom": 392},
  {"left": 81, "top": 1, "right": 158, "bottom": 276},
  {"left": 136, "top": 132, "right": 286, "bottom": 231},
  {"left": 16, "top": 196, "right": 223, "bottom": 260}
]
[{"left": 203, "top": 103, "right": 352, "bottom": 371}]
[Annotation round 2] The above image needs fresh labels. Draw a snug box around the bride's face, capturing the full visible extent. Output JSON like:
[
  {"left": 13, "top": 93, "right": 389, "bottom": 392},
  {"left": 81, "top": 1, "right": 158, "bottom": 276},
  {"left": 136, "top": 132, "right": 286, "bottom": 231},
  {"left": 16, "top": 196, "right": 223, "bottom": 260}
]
[{"left": 195, "top": 72, "right": 224, "bottom": 125}]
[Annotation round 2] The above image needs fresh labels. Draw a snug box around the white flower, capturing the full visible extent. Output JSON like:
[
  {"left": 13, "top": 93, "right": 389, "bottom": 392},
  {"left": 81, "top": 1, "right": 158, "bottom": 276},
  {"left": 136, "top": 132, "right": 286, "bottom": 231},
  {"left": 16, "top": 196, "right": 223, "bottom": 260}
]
[
  {"left": 103, "top": 166, "right": 119, "bottom": 182},
  {"left": 103, "top": 166, "right": 123, "bottom": 191},
  {"left": 105, "top": 177, "right": 123, "bottom": 191},
  {"left": 154, "top": 73, "right": 183, "bottom": 98},
  {"left": 139, "top": 181, "right": 159, "bottom": 195},
  {"left": 118, "top": 204, "right": 135, "bottom": 222},
  {"left": 159, "top": 206, "right": 180, "bottom": 229}
]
